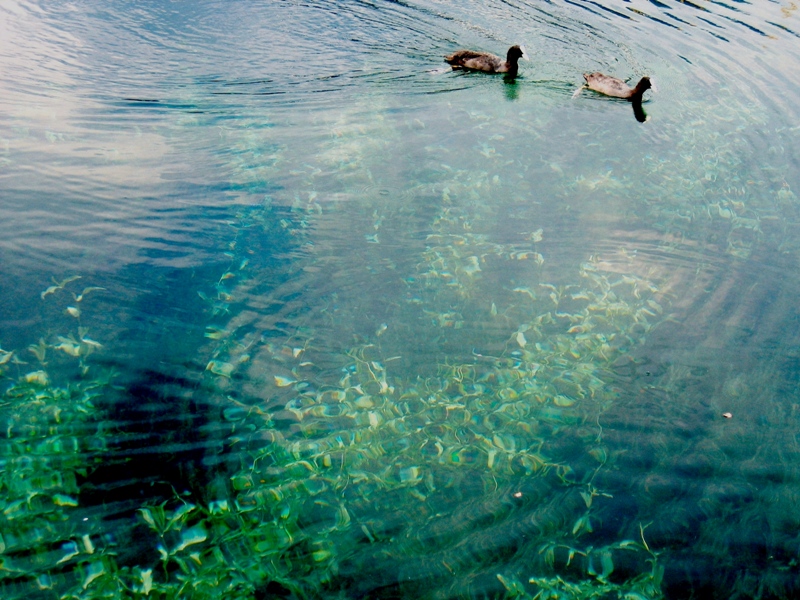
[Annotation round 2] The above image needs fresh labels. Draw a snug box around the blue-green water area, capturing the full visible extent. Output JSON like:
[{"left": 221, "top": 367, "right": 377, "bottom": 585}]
[{"left": 1, "top": 0, "right": 800, "bottom": 598}]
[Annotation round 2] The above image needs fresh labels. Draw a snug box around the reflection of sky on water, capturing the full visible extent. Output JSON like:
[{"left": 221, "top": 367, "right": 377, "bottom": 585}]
[
  {"left": 1, "top": 1, "right": 800, "bottom": 597},
  {"left": 0, "top": 1, "right": 205, "bottom": 273}
]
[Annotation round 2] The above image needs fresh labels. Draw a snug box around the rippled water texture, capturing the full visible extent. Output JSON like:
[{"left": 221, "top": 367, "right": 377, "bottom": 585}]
[{"left": 2, "top": 0, "right": 800, "bottom": 598}]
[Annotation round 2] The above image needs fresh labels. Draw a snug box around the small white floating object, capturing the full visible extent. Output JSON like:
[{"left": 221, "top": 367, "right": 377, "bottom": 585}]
[{"left": 722, "top": 412, "right": 733, "bottom": 419}]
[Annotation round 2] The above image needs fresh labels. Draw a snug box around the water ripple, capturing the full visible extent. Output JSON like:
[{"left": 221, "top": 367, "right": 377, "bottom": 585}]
[{"left": 1, "top": 1, "right": 800, "bottom": 598}]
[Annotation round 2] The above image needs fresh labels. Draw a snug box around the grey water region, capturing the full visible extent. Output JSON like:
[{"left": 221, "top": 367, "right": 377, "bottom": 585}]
[{"left": 1, "top": 0, "right": 800, "bottom": 598}]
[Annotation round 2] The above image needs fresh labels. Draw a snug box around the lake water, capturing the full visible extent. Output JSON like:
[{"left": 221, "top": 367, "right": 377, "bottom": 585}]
[{"left": 1, "top": 0, "right": 800, "bottom": 598}]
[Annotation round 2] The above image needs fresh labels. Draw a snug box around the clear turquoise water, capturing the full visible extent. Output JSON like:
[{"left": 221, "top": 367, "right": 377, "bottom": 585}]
[{"left": 1, "top": 0, "right": 800, "bottom": 598}]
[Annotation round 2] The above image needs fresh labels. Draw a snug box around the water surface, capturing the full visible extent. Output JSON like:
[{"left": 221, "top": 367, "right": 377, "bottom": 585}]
[{"left": 1, "top": 0, "right": 800, "bottom": 598}]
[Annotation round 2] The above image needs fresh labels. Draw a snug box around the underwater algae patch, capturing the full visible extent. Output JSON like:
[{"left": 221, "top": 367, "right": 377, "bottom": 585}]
[
  {"left": 169, "top": 189, "right": 671, "bottom": 597},
  {"left": 0, "top": 88, "right": 776, "bottom": 599},
  {"left": 117, "top": 91, "right": 800, "bottom": 599},
  {"left": 0, "top": 104, "right": 679, "bottom": 596},
  {"left": 0, "top": 279, "right": 115, "bottom": 596},
  {"left": 0, "top": 94, "right": 712, "bottom": 600},
  {"left": 0, "top": 226, "right": 671, "bottom": 599}
]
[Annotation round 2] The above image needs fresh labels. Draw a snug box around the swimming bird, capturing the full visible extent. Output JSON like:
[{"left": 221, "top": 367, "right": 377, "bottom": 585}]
[
  {"left": 445, "top": 45, "right": 529, "bottom": 77},
  {"left": 580, "top": 73, "right": 652, "bottom": 122},
  {"left": 582, "top": 73, "right": 651, "bottom": 100}
]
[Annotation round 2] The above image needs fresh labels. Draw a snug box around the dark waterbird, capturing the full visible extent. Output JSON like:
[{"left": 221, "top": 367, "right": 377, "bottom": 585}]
[
  {"left": 580, "top": 73, "right": 652, "bottom": 123},
  {"left": 445, "top": 45, "right": 529, "bottom": 78},
  {"left": 583, "top": 73, "right": 652, "bottom": 100}
]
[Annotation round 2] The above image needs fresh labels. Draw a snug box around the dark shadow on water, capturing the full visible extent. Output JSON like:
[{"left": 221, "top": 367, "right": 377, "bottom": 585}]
[
  {"left": 67, "top": 205, "right": 299, "bottom": 574},
  {"left": 632, "top": 99, "right": 648, "bottom": 123},
  {"left": 77, "top": 366, "right": 214, "bottom": 567}
]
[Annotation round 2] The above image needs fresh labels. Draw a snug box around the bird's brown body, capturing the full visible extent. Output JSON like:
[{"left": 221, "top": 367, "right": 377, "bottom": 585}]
[
  {"left": 445, "top": 45, "right": 528, "bottom": 77},
  {"left": 583, "top": 73, "right": 652, "bottom": 100}
]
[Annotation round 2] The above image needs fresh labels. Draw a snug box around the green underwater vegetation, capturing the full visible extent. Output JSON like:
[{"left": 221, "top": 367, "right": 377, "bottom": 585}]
[
  {"left": 0, "top": 114, "right": 676, "bottom": 597},
  {"left": 0, "top": 263, "right": 668, "bottom": 599},
  {"left": 2, "top": 8, "right": 800, "bottom": 595}
]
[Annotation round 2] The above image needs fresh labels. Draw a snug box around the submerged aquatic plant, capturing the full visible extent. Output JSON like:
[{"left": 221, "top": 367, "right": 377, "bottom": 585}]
[
  {"left": 0, "top": 278, "right": 117, "bottom": 598},
  {"left": 130, "top": 109, "right": 676, "bottom": 597},
  {"left": 180, "top": 193, "right": 672, "bottom": 598},
  {"left": 0, "top": 91, "right": 695, "bottom": 598}
]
